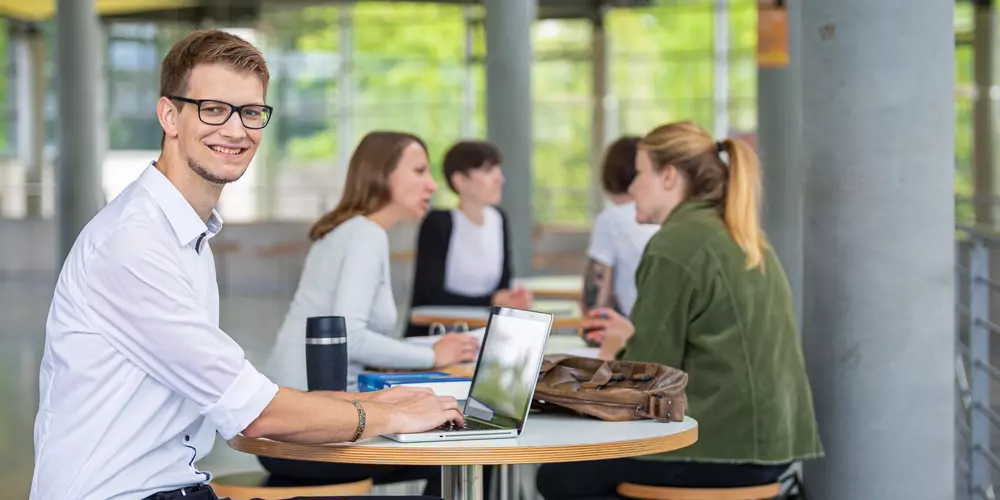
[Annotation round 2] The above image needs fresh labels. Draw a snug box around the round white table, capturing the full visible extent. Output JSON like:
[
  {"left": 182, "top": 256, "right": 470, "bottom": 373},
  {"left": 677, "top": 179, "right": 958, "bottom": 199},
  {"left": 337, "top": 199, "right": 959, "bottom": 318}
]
[
  {"left": 229, "top": 414, "right": 699, "bottom": 500},
  {"left": 515, "top": 275, "right": 584, "bottom": 300}
]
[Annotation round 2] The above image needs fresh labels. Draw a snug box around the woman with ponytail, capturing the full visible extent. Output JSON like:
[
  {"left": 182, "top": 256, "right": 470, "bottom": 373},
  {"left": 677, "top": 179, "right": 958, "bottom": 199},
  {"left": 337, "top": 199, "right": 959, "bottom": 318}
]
[{"left": 537, "top": 122, "right": 822, "bottom": 496}]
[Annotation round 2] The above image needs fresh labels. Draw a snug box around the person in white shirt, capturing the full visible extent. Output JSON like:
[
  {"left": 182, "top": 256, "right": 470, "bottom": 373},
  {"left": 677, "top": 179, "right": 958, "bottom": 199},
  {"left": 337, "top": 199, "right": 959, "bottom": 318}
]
[
  {"left": 583, "top": 136, "right": 661, "bottom": 317},
  {"left": 405, "top": 140, "right": 532, "bottom": 338},
  {"left": 31, "top": 30, "right": 462, "bottom": 500},
  {"left": 263, "top": 131, "right": 481, "bottom": 495}
]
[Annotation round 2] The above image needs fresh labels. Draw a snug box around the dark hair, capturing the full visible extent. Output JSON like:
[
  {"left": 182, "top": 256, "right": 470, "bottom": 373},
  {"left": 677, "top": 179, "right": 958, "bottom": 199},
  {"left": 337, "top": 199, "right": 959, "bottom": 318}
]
[
  {"left": 640, "top": 121, "right": 764, "bottom": 269},
  {"left": 601, "top": 136, "right": 641, "bottom": 195},
  {"left": 442, "top": 140, "right": 503, "bottom": 193},
  {"left": 309, "top": 131, "right": 428, "bottom": 241}
]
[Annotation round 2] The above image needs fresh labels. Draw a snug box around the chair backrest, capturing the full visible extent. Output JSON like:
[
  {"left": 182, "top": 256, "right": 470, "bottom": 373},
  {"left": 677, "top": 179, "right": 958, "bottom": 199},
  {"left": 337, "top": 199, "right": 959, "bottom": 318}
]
[
  {"left": 616, "top": 482, "right": 782, "bottom": 500},
  {"left": 210, "top": 472, "right": 373, "bottom": 500}
]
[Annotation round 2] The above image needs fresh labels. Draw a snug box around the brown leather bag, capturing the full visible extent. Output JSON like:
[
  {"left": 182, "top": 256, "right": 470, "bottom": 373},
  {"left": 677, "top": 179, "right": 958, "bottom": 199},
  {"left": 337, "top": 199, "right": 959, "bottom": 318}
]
[{"left": 531, "top": 355, "right": 688, "bottom": 422}]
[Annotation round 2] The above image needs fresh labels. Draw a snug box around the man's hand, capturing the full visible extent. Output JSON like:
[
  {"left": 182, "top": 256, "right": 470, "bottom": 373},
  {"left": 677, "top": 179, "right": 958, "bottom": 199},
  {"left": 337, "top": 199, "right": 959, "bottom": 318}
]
[
  {"left": 365, "top": 385, "right": 434, "bottom": 404},
  {"left": 383, "top": 392, "right": 465, "bottom": 435}
]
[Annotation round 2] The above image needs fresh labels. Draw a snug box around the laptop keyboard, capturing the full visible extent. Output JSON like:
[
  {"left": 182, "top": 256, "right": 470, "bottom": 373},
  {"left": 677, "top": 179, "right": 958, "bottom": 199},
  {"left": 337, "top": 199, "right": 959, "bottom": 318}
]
[{"left": 437, "top": 419, "right": 498, "bottom": 432}]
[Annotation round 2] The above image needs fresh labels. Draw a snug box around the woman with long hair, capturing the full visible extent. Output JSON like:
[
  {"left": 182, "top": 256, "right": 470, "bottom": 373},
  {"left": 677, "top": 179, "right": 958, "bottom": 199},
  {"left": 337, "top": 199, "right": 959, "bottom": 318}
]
[
  {"left": 537, "top": 122, "right": 823, "bottom": 496},
  {"left": 263, "top": 131, "right": 480, "bottom": 495}
]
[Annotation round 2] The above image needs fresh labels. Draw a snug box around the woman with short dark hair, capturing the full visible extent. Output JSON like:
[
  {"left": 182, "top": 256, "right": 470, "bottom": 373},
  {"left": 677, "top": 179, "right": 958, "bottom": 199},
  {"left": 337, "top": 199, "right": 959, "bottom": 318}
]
[{"left": 406, "top": 139, "right": 531, "bottom": 337}]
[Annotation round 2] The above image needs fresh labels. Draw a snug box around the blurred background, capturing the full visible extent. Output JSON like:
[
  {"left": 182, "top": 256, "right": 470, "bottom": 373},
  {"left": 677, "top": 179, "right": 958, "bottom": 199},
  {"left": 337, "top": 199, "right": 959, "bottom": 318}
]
[{"left": 0, "top": 0, "right": 972, "bottom": 498}]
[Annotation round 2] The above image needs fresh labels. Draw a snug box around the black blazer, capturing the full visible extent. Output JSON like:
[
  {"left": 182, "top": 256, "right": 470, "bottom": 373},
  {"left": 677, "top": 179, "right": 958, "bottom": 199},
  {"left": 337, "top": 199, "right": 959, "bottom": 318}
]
[{"left": 405, "top": 208, "right": 513, "bottom": 337}]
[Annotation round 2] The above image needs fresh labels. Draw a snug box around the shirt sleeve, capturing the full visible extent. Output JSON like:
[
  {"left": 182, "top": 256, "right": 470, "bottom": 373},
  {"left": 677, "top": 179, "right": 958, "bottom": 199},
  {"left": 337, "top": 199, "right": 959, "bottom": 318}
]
[
  {"left": 622, "top": 254, "right": 696, "bottom": 370},
  {"left": 331, "top": 226, "right": 436, "bottom": 369},
  {"left": 83, "top": 225, "right": 278, "bottom": 440},
  {"left": 586, "top": 210, "right": 616, "bottom": 267}
]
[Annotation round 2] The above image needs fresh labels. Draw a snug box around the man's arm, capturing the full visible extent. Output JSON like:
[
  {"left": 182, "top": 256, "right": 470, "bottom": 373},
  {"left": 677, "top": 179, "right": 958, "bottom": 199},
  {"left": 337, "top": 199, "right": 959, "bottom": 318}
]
[
  {"left": 85, "top": 227, "right": 459, "bottom": 443},
  {"left": 244, "top": 386, "right": 462, "bottom": 443},
  {"left": 582, "top": 259, "right": 619, "bottom": 313}
]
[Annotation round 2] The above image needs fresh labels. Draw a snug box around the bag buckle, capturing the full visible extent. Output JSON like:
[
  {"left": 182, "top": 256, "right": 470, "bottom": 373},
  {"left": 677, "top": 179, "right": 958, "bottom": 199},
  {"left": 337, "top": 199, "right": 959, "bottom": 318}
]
[{"left": 646, "top": 393, "right": 672, "bottom": 421}]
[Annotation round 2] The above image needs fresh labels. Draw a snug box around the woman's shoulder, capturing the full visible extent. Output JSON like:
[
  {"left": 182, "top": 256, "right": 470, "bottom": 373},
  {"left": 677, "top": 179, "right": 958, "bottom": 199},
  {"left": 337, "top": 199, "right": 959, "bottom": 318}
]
[
  {"left": 317, "top": 215, "right": 388, "bottom": 249},
  {"left": 644, "top": 214, "right": 726, "bottom": 267}
]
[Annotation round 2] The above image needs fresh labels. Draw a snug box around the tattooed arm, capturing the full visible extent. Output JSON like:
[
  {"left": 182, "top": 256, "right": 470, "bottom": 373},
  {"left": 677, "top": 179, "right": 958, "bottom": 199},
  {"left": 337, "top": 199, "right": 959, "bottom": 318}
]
[{"left": 582, "top": 259, "right": 619, "bottom": 315}]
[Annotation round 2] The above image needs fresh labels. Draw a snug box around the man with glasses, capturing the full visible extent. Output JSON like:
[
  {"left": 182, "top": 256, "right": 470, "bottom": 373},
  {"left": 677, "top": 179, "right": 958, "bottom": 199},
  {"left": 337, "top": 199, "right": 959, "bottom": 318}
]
[{"left": 31, "top": 30, "right": 461, "bottom": 500}]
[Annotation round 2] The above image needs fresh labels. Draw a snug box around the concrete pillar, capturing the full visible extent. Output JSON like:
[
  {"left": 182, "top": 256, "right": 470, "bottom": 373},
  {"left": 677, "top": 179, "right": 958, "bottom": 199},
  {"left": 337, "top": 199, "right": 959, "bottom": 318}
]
[
  {"left": 461, "top": 6, "right": 476, "bottom": 138},
  {"left": 712, "top": 0, "right": 729, "bottom": 138},
  {"left": 484, "top": 0, "right": 536, "bottom": 276},
  {"left": 12, "top": 23, "right": 45, "bottom": 218},
  {"left": 757, "top": 0, "right": 803, "bottom": 324},
  {"left": 801, "top": 1, "right": 955, "bottom": 498},
  {"left": 973, "top": 0, "right": 995, "bottom": 225},
  {"left": 56, "top": 0, "right": 104, "bottom": 263},
  {"left": 336, "top": 4, "right": 354, "bottom": 182},
  {"left": 589, "top": 10, "right": 609, "bottom": 217}
]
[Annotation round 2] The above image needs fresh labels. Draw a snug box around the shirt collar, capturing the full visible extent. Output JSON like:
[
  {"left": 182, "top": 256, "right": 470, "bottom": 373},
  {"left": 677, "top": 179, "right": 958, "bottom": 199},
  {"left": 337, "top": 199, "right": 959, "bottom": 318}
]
[
  {"left": 668, "top": 200, "right": 716, "bottom": 221},
  {"left": 137, "top": 162, "right": 224, "bottom": 249}
]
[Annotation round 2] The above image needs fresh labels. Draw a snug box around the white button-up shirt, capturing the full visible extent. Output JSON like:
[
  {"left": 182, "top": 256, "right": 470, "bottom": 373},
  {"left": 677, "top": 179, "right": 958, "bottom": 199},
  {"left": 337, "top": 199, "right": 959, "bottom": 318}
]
[{"left": 31, "top": 164, "right": 279, "bottom": 500}]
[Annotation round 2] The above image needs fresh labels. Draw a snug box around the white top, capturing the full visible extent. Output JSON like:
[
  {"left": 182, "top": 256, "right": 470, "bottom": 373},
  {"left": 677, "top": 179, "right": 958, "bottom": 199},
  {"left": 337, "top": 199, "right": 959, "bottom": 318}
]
[
  {"left": 32, "top": 164, "right": 278, "bottom": 500},
  {"left": 266, "top": 215, "right": 435, "bottom": 391},
  {"left": 444, "top": 207, "right": 504, "bottom": 296},
  {"left": 586, "top": 201, "right": 660, "bottom": 316}
]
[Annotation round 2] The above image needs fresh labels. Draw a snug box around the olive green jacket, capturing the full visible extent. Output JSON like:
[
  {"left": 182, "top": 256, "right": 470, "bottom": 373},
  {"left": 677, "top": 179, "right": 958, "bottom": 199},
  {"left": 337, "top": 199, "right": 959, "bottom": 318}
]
[{"left": 623, "top": 201, "right": 823, "bottom": 464}]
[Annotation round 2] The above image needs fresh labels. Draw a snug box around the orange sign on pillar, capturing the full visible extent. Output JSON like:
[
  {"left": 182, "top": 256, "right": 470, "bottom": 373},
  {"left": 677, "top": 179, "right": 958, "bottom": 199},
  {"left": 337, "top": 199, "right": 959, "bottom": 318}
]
[{"left": 757, "top": 0, "right": 789, "bottom": 68}]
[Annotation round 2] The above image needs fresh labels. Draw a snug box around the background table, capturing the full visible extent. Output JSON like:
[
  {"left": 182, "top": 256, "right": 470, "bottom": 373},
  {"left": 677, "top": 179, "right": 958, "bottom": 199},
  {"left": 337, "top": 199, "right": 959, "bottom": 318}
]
[
  {"left": 514, "top": 275, "right": 583, "bottom": 300},
  {"left": 229, "top": 414, "right": 698, "bottom": 500},
  {"left": 410, "top": 300, "right": 583, "bottom": 330}
]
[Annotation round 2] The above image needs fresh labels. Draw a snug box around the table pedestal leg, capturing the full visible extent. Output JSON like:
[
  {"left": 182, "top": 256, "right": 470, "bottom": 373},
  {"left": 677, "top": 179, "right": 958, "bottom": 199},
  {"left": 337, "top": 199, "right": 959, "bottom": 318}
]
[
  {"left": 498, "top": 465, "right": 509, "bottom": 500},
  {"left": 442, "top": 464, "right": 484, "bottom": 500}
]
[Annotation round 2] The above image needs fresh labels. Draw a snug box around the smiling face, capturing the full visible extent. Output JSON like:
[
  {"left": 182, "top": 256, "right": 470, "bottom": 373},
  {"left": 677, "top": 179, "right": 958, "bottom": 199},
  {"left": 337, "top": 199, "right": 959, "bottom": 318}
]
[
  {"left": 159, "top": 63, "right": 266, "bottom": 185},
  {"left": 387, "top": 141, "right": 438, "bottom": 221}
]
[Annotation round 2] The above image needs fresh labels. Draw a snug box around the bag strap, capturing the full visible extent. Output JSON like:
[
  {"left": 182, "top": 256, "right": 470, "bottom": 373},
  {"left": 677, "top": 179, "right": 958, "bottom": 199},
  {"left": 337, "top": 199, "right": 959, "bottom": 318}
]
[{"left": 580, "top": 361, "right": 614, "bottom": 389}]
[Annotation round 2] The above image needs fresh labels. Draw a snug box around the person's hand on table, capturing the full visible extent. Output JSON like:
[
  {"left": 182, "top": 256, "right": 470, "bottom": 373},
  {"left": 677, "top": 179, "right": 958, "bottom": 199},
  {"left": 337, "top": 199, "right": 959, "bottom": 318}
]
[
  {"left": 384, "top": 392, "right": 465, "bottom": 434},
  {"left": 582, "top": 307, "right": 635, "bottom": 359},
  {"left": 492, "top": 285, "right": 533, "bottom": 310},
  {"left": 432, "top": 332, "right": 480, "bottom": 368}
]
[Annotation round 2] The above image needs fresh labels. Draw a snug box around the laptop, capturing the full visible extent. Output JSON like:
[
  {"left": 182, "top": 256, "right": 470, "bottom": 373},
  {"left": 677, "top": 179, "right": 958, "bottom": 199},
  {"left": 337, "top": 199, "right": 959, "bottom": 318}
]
[{"left": 384, "top": 306, "right": 553, "bottom": 443}]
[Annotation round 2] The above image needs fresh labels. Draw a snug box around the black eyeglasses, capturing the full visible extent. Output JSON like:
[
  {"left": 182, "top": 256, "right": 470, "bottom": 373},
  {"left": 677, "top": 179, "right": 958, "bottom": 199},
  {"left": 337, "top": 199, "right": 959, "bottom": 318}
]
[{"left": 168, "top": 96, "right": 273, "bottom": 129}]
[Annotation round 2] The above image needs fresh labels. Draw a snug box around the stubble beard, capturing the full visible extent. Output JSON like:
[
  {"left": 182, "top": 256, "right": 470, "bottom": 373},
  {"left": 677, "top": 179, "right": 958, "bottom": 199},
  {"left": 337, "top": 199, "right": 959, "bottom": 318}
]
[{"left": 188, "top": 157, "right": 244, "bottom": 186}]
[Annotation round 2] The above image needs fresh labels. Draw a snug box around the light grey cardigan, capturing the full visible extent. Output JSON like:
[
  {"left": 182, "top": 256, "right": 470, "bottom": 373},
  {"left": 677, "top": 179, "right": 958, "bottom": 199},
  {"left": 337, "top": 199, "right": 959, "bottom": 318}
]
[{"left": 264, "top": 215, "right": 435, "bottom": 391}]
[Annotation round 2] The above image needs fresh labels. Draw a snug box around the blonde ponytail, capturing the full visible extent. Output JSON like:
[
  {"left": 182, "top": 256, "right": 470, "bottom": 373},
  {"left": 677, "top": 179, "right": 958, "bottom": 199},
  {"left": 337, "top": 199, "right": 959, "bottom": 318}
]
[{"left": 720, "top": 138, "right": 765, "bottom": 270}]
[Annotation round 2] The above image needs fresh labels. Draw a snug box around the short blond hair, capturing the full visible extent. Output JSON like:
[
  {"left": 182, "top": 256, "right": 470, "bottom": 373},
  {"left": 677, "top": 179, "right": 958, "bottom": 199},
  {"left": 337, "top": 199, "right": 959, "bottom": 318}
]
[{"left": 160, "top": 29, "right": 269, "bottom": 98}]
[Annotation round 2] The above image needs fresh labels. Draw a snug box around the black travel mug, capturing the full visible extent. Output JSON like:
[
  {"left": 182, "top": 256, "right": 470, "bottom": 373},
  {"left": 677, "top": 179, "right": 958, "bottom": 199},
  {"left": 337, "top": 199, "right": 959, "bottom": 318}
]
[{"left": 305, "top": 316, "right": 348, "bottom": 392}]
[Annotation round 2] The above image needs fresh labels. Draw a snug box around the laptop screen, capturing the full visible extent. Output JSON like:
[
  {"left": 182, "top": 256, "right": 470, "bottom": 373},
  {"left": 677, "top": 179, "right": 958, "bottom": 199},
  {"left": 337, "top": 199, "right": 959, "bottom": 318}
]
[{"left": 463, "top": 306, "right": 553, "bottom": 431}]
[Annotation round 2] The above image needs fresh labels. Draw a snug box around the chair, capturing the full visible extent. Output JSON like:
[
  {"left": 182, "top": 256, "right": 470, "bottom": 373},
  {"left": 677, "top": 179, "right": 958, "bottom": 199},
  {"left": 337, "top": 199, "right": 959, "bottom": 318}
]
[
  {"left": 616, "top": 482, "right": 782, "bottom": 500},
  {"left": 209, "top": 472, "right": 373, "bottom": 500}
]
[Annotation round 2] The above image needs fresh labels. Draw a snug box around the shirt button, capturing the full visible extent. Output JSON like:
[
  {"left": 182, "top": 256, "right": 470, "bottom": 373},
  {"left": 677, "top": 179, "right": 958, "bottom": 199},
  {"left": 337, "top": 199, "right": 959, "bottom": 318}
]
[{"left": 185, "top": 435, "right": 190, "bottom": 442}]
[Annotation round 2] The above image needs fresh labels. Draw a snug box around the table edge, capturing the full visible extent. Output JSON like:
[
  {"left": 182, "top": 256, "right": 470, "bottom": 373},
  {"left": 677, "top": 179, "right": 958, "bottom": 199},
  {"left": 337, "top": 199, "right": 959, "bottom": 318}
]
[{"left": 227, "top": 423, "right": 698, "bottom": 466}]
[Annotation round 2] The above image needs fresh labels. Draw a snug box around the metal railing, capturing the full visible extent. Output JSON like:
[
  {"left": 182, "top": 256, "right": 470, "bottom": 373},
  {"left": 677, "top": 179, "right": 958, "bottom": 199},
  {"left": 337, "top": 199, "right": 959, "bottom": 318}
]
[{"left": 957, "top": 222, "right": 1000, "bottom": 499}]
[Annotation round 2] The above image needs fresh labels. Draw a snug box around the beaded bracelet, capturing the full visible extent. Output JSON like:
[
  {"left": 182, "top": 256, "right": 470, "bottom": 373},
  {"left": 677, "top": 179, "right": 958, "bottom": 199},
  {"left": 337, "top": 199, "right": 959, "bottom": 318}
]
[{"left": 349, "top": 400, "right": 366, "bottom": 442}]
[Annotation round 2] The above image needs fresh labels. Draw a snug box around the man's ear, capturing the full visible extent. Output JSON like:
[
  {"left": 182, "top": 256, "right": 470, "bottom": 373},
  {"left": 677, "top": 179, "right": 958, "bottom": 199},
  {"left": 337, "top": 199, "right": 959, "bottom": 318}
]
[{"left": 157, "top": 96, "right": 179, "bottom": 141}]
